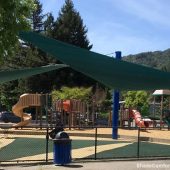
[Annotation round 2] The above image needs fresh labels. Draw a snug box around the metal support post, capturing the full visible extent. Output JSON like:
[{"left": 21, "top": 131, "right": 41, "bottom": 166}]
[{"left": 112, "top": 51, "right": 121, "bottom": 139}]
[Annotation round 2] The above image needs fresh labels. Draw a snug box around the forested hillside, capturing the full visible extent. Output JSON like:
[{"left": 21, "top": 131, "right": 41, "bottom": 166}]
[{"left": 123, "top": 49, "right": 170, "bottom": 71}]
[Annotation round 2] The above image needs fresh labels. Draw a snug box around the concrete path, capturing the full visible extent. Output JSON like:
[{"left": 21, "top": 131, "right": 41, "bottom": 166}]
[{"left": 1, "top": 160, "right": 170, "bottom": 170}]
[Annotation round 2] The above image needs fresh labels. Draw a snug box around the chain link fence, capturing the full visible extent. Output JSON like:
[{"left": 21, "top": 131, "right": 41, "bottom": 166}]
[{"left": 0, "top": 126, "right": 170, "bottom": 164}]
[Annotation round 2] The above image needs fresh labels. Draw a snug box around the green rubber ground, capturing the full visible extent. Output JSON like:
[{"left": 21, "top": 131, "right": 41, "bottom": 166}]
[{"left": 0, "top": 137, "right": 170, "bottom": 161}]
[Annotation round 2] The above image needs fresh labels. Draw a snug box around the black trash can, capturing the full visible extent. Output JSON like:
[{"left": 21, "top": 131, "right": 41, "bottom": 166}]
[{"left": 53, "top": 131, "right": 72, "bottom": 165}]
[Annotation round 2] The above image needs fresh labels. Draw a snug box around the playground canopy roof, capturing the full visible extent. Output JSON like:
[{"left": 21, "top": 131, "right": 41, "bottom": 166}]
[
  {"left": 0, "top": 64, "right": 67, "bottom": 84},
  {"left": 19, "top": 31, "right": 170, "bottom": 91},
  {"left": 152, "top": 89, "right": 170, "bottom": 96}
]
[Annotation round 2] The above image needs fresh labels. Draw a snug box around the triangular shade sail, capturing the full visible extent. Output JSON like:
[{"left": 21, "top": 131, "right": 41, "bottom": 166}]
[
  {"left": 19, "top": 31, "right": 170, "bottom": 90},
  {"left": 0, "top": 64, "right": 67, "bottom": 84}
]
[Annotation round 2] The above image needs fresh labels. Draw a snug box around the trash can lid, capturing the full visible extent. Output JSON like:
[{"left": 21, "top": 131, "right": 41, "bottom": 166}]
[{"left": 55, "top": 131, "right": 69, "bottom": 139}]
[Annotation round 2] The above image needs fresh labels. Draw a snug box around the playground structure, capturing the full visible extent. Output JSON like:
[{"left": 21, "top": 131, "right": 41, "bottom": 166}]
[
  {"left": 10, "top": 92, "right": 170, "bottom": 129},
  {"left": 3, "top": 89, "right": 170, "bottom": 129},
  {"left": 55, "top": 99, "right": 94, "bottom": 128},
  {"left": 6, "top": 93, "right": 94, "bottom": 128},
  {"left": 107, "top": 89, "right": 170, "bottom": 129},
  {"left": 119, "top": 108, "right": 132, "bottom": 128},
  {"left": 12, "top": 93, "right": 52, "bottom": 127},
  {"left": 1, "top": 90, "right": 168, "bottom": 129},
  {"left": 12, "top": 93, "right": 43, "bottom": 127},
  {"left": 151, "top": 89, "right": 170, "bottom": 128},
  {"left": 109, "top": 108, "right": 152, "bottom": 128},
  {"left": 119, "top": 108, "right": 170, "bottom": 129}
]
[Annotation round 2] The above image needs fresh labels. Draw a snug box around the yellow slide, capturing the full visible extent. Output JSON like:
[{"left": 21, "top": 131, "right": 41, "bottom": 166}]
[{"left": 12, "top": 94, "right": 41, "bottom": 127}]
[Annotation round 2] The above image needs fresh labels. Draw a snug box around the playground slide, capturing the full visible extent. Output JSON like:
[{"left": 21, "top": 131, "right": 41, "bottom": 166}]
[
  {"left": 131, "top": 109, "right": 149, "bottom": 128},
  {"left": 12, "top": 94, "right": 41, "bottom": 127}
]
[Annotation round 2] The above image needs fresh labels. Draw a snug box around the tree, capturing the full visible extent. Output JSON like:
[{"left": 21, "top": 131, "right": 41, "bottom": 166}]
[
  {"left": 124, "top": 91, "right": 150, "bottom": 116},
  {"left": 22, "top": 1, "right": 58, "bottom": 93},
  {"left": 0, "top": 0, "right": 95, "bottom": 108},
  {"left": 50, "top": 0, "right": 95, "bottom": 87},
  {"left": 32, "top": 0, "right": 44, "bottom": 32},
  {"left": 0, "top": 0, "right": 37, "bottom": 109},
  {"left": 0, "top": 0, "right": 36, "bottom": 61},
  {"left": 52, "top": 86, "right": 92, "bottom": 102},
  {"left": 0, "top": 0, "right": 53, "bottom": 107},
  {"left": 52, "top": 0, "right": 92, "bottom": 50},
  {"left": 44, "top": 13, "right": 55, "bottom": 37}
]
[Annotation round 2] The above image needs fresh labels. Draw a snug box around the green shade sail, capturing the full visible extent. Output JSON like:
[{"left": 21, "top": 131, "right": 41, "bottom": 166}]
[
  {"left": 19, "top": 31, "right": 170, "bottom": 90},
  {"left": 0, "top": 64, "right": 67, "bottom": 84}
]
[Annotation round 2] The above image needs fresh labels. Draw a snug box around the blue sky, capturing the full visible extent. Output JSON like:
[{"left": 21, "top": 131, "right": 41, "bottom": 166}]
[{"left": 40, "top": 0, "right": 170, "bottom": 56}]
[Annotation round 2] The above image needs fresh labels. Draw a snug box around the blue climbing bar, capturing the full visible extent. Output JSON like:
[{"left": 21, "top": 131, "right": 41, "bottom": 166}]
[{"left": 112, "top": 51, "right": 122, "bottom": 139}]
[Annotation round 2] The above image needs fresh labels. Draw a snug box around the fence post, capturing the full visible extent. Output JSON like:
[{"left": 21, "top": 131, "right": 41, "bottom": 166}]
[
  {"left": 46, "top": 126, "right": 49, "bottom": 163},
  {"left": 137, "top": 127, "right": 140, "bottom": 158},
  {"left": 94, "top": 127, "right": 98, "bottom": 160}
]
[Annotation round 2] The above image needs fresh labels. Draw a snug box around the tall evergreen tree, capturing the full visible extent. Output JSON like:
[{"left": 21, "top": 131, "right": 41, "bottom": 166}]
[
  {"left": 25, "top": 0, "right": 95, "bottom": 90},
  {"left": 52, "top": 0, "right": 92, "bottom": 50},
  {"left": 50, "top": 0, "right": 95, "bottom": 87},
  {"left": 25, "top": 1, "right": 58, "bottom": 93},
  {"left": 44, "top": 13, "right": 55, "bottom": 37},
  {"left": 32, "top": 0, "right": 44, "bottom": 32},
  {"left": 31, "top": 0, "right": 46, "bottom": 62}
]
